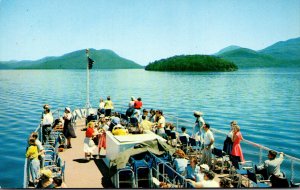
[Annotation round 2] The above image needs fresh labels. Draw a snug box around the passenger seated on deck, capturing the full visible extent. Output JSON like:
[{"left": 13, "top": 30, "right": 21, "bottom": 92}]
[
  {"left": 86, "top": 111, "right": 97, "bottom": 125},
  {"left": 183, "top": 156, "right": 200, "bottom": 181},
  {"left": 185, "top": 170, "right": 220, "bottom": 188},
  {"left": 179, "top": 127, "right": 191, "bottom": 139},
  {"left": 195, "top": 164, "right": 209, "bottom": 182},
  {"left": 173, "top": 149, "right": 189, "bottom": 175},
  {"left": 112, "top": 124, "right": 128, "bottom": 136},
  {"left": 138, "top": 108, "right": 149, "bottom": 123},
  {"left": 139, "top": 115, "right": 153, "bottom": 131},
  {"left": 36, "top": 169, "right": 55, "bottom": 188},
  {"left": 53, "top": 176, "right": 67, "bottom": 188},
  {"left": 148, "top": 109, "right": 156, "bottom": 123},
  {"left": 257, "top": 150, "right": 284, "bottom": 179}
]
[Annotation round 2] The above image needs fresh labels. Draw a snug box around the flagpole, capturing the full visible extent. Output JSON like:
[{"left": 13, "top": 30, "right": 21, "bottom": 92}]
[{"left": 85, "top": 49, "right": 91, "bottom": 115}]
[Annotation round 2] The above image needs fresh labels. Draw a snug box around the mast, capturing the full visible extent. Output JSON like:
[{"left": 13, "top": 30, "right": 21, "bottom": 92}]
[{"left": 85, "top": 49, "right": 91, "bottom": 114}]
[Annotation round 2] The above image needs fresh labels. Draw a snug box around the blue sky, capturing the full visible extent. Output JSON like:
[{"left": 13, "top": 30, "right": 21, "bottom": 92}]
[{"left": 0, "top": 0, "right": 299, "bottom": 65}]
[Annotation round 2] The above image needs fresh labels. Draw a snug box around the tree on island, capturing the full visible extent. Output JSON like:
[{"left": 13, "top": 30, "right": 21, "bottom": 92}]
[{"left": 145, "top": 55, "right": 238, "bottom": 72}]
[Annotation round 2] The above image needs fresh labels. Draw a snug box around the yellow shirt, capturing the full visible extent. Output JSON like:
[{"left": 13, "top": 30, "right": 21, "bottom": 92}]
[
  {"left": 140, "top": 120, "right": 153, "bottom": 131},
  {"left": 104, "top": 100, "right": 114, "bottom": 109},
  {"left": 26, "top": 145, "right": 39, "bottom": 160},
  {"left": 112, "top": 128, "right": 127, "bottom": 136}
]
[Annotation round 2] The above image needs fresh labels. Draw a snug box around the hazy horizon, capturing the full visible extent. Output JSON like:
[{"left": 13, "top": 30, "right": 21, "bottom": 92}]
[{"left": 0, "top": 0, "right": 299, "bottom": 65}]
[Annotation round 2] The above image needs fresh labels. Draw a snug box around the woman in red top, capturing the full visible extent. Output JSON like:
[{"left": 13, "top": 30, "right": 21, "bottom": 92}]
[
  {"left": 231, "top": 125, "right": 245, "bottom": 169},
  {"left": 84, "top": 122, "right": 97, "bottom": 160}
]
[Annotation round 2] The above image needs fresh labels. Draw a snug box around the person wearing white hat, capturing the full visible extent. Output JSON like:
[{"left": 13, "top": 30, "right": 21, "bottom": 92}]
[
  {"left": 195, "top": 164, "right": 210, "bottom": 182},
  {"left": 193, "top": 111, "right": 205, "bottom": 143},
  {"left": 186, "top": 170, "right": 220, "bottom": 188}
]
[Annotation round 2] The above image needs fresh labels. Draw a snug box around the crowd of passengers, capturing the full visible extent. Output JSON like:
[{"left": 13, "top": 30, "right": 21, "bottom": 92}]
[
  {"left": 25, "top": 104, "right": 67, "bottom": 188},
  {"left": 83, "top": 96, "right": 288, "bottom": 188},
  {"left": 26, "top": 97, "right": 288, "bottom": 188}
]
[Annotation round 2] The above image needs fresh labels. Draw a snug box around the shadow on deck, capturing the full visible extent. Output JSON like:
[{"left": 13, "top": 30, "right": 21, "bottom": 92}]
[{"left": 94, "top": 158, "right": 114, "bottom": 188}]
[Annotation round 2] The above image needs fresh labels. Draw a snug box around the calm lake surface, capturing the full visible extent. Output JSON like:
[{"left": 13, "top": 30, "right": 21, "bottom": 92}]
[{"left": 0, "top": 68, "right": 299, "bottom": 187}]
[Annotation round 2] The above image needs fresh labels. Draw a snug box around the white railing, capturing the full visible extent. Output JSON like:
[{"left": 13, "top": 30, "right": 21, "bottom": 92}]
[{"left": 112, "top": 103, "right": 300, "bottom": 183}]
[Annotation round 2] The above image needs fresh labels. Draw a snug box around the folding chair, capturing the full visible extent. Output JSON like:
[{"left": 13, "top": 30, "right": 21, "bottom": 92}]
[
  {"left": 116, "top": 166, "right": 135, "bottom": 188},
  {"left": 212, "top": 147, "right": 229, "bottom": 174},
  {"left": 170, "top": 132, "right": 177, "bottom": 147},
  {"left": 270, "top": 173, "right": 289, "bottom": 188},
  {"left": 179, "top": 136, "right": 188, "bottom": 153},
  {"left": 130, "top": 157, "right": 152, "bottom": 188},
  {"left": 236, "top": 161, "right": 253, "bottom": 188},
  {"left": 188, "top": 137, "right": 201, "bottom": 157},
  {"left": 247, "top": 170, "right": 270, "bottom": 188}
]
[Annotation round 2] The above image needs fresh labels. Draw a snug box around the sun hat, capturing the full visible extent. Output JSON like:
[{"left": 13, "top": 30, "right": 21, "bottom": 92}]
[
  {"left": 194, "top": 111, "right": 203, "bottom": 116},
  {"left": 40, "top": 169, "right": 52, "bottom": 178},
  {"left": 65, "top": 107, "right": 71, "bottom": 112},
  {"left": 200, "top": 164, "right": 209, "bottom": 171},
  {"left": 100, "top": 114, "right": 105, "bottom": 118},
  {"left": 43, "top": 104, "right": 50, "bottom": 109}
]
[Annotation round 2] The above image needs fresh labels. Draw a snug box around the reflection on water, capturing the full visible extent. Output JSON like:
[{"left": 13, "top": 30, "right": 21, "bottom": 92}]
[{"left": 0, "top": 68, "right": 299, "bottom": 187}]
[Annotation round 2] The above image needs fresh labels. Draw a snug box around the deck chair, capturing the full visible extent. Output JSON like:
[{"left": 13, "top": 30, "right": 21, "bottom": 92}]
[
  {"left": 270, "top": 173, "right": 289, "bottom": 188},
  {"left": 116, "top": 166, "right": 135, "bottom": 188},
  {"left": 189, "top": 137, "right": 201, "bottom": 156},
  {"left": 212, "top": 148, "right": 229, "bottom": 174},
  {"left": 247, "top": 170, "right": 270, "bottom": 188},
  {"left": 130, "top": 157, "right": 152, "bottom": 188},
  {"left": 170, "top": 132, "right": 177, "bottom": 147},
  {"left": 179, "top": 136, "right": 188, "bottom": 153},
  {"left": 290, "top": 180, "right": 300, "bottom": 187},
  {"left": 236, "top": 161, "right": 253, "bottom": 187}
]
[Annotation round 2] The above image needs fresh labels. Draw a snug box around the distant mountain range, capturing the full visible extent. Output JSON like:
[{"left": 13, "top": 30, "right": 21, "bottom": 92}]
[
  {"left": 215, "top": 37, "right": 300, "bottom": 68},
  {"left": 0, "top": 37, "right": 299, "bottom": 69},
  {"left": 0, "top": 49, "right": 143, "bottom": 69}
]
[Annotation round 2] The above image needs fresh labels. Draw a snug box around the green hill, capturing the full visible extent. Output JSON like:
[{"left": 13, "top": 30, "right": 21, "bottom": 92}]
[
  {"left": 216, "top": 37, "right": 300, "bottom": 68},
  {"left": 0, "top": 49, "right": 143, "bottom": 69},
  {"left": 218, "top": 48, "right": 284, "bottom": 68},
  {"left": 145, "top": 55, "right": 238, "bottom": 72},
  {"left": 259, "top": 37, "right": 300, "bottom": 61},
  {"left": 215, "top": 45, "right": 241, "bottom": 56}
]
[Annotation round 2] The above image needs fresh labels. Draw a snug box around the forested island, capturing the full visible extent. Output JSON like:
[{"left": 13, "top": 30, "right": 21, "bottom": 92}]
[{"left": 145, "top": 55, "right": 238, "bottom": 72}]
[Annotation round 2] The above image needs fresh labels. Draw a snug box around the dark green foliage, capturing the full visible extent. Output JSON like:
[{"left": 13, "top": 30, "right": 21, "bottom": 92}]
[{"left": 145, "top": 55, "right": 238, "bottom": 72}]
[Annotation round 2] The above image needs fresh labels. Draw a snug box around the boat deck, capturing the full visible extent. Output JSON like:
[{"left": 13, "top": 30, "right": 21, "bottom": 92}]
[
  {"left": 59, "top": 118, "right": 112, "bottom": 188},
  {"left": 58, "top": 117, "right": 244, "bottom": 188}
]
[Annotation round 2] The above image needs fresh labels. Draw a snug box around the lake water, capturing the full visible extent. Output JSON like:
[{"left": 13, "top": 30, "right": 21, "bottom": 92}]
[{"left": 0, "top": 68, "right": 299, "bottom": 187}]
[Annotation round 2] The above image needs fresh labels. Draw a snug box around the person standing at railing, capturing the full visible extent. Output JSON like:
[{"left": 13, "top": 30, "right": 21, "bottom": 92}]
[
  {"left": 155, "top": 110, "right": 166, "bottom": 138},
  {"left": 199, "top": 123, "right": 214, "bottom": 167},
  {"left": 41, "top": 104, "right": 53, "bottom": 144},
  {"left": 231, "top": 125, "right": 245, "bottom": 169},
  {"left": 31, "top": 132, "right": 45, "bottom": 169},
  {"left": 192, "top": 111, "right": 205, "bottom": 144},
  {"left": 25, "top": 138, "right": 40, "bottom": 185},
  {"left": 97, "top": 98, "right": 105, "bottom": 116},
  {"left": 104, "top": 96, "right": 114, "bottom": 116},
  {"left": 134, "top": 97, "right": 143, "bottom": 116},
  {"left": 223, "top": 121, "right": 237, "bottom": 155},
  {"left": 128, "top": 96, "right": 135, "bottom": 108}
]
